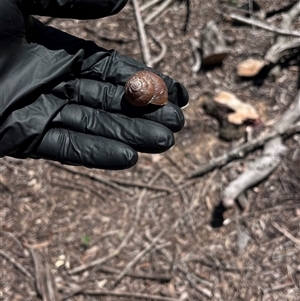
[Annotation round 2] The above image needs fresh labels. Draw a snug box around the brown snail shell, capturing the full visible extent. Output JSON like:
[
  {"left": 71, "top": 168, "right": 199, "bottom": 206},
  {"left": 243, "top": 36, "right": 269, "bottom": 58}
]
[{"left": 124, "top": 70, "right": 168, "bottom": 107}]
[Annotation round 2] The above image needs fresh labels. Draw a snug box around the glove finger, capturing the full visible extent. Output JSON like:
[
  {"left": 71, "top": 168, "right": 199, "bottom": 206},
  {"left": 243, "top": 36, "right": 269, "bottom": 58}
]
[
  {"left": 32, "top": 128, "right": 138, "bottom": 170},
  {"left": 81, "top": 51, "right": 189, "bottom": 108},
  {"left": 52, "top": 104, "right": 175, "bottom": 153},
  {"left": 52, "top": 79, "right": 185, "bottom": 132}
]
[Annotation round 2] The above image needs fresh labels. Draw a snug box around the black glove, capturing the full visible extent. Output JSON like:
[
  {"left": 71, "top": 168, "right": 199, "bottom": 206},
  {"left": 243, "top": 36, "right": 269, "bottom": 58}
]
[{"left": 0, "top": 0, "right": 189, "bottom": 170}]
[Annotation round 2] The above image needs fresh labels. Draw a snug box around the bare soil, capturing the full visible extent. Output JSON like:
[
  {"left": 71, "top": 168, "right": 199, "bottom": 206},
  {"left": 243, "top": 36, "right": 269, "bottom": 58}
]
[{"left": 1, "top": 1, "right": 299, "bottom": 300}]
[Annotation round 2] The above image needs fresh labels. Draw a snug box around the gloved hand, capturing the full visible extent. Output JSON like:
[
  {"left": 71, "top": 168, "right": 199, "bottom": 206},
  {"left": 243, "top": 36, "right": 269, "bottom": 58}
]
[{"left": 0, "top": 0, "right": 189, "bottom": 170}]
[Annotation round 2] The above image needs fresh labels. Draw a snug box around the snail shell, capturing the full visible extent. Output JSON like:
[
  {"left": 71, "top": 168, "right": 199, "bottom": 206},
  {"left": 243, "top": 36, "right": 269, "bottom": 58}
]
[{"left": 124, "top": 70, "right": 168, "bottom": 107}]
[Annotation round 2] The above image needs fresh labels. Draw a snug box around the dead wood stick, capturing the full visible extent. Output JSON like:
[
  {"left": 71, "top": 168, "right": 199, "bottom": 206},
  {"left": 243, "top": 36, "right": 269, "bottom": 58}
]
[
  {"left": 97, "top": 264, "right": 172, "bottom": 281},
  {"left": 51, "top": 177, "right": 105, "bottom": 202},
  {"left": 49, "top": 163, "right": 172, "bottom": 197},
  {"left": 113, "top": 228, "right": 168, "bottom": 287},
  {"left": 188, "top": 123, "right": 300, "bottom": 178},
  {"left": 140, "top": 0, "right": 162, "bottom": 12},
  {"left": 64, "top": 289, "right": 178, "bottom": 301},
  {"left": 148, "top": 32, "right": 167, "bottom": 67},
  {"left": 222, "top": 91, "right": 300, "bottom": 207},
  {"left": 228, "top": 13, "right": 300, "bottom": 37},
  {"left": 47, "top": 162, "right": 133, "bottom": 195},
  {"left": 223, "top": 136, "right": 288, "bottom": 207},
  {"left": 0, "top": 249, "right": 33, "bottom": 280},
  {"left": 132, "top": 0, "right": 152, "bottom": 66},
  {"left": 272, "top": 222, "right": 300, "bottom": 247},
  {"left": 190, "top": 38, "right": 202, "bottom": 72},
  {"left": 265, "top": 1, "right": 300, "bottom": 63},
  {"left": 68, "top": 171, "right": 163, "bottom": 275},
  {"left": 30, "top": 248, "right": 60, "bottom": 301},
  {"left": 0, "top": 231, "right": 25, "bottom": 253},
  {"left": 144, "top": 0, "right": 175, "bottom": 24},
  {"left": 265, "top": 39, "right": 300, "bottom": 63}
]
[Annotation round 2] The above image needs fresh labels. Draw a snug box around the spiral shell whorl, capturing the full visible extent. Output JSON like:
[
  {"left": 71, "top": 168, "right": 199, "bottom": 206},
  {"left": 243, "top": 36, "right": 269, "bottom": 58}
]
[{"left": 125, "top": 71, "right": 168, "bottom": 107}]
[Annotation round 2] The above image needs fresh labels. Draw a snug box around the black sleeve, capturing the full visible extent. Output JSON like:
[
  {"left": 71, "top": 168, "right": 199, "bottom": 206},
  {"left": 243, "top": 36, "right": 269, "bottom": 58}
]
[{"left": 22, "top": 0, "right": 128, "bottom": 19}]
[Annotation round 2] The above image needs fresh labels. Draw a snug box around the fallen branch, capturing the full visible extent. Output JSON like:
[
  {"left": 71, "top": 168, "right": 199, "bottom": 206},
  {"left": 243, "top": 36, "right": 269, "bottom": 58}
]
[
  {"left": 265, "top": 38, "right": 300, "bottom": 63},
  {"left": 132, "top": 0, "right": 152, "bottom": 66},
  {"left": 265, "top": 1, "right": 300, "bottom": 63},
  {"left": 144, "top": 0, "right": 175, "bottom": 24},
  {"left": 222, "top": 137, "right": 288, "bottom": 207},
  {"left": 222, "top": 90, "right": 300, "bottom": 207},
  {"left": 47, "top": 162, "right": 133, "bottom": 195},
  {"left": 227, "top": 12, "right": 300, "bottom": 38},
  {"left": 188, "top": 123, "right": 300, "bottom": 178},
  {"left": 140, "top": 0, "right": 162, "bottom": 12}
]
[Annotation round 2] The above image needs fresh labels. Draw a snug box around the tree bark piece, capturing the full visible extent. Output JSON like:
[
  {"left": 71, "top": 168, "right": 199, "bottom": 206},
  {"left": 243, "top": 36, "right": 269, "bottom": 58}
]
[
  {"left": 237, "top": 58, "right": 266, "bottom": 77},
  {"left": 190, "top": 91, "right": 300, "bottom": 179},
  {"left": 228, "top": 12, "right": 300, "bottom": 38},
  {"left": 202, "top": 91, "right": 260, "bottom": 141},
  {"left": 200, "top": 21, "right": 230, "bottom": 66}
]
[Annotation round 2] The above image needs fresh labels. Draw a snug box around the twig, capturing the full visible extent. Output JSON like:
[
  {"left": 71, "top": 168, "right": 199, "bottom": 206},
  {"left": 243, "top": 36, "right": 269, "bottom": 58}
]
[
  {"left": 132, "top": 0, "right": 152, "bottom": 66},
  {"left": 223, "top": 203, "right": 299, "bottom": 226},
  {"left": 140, "top": 0, "right": 162, "bottom": 12},
  {"left": 50, "top": 160, "right": 171, "bottom": 194},
  {"left": 264, "top": 282, "right": 296, "bottom": 293},
  {"left": 162, "top": 168, "right": 189, "bottom": 205},
  {"left": 113, "top": 227, "right": 168, "bottom": 287},
  {"left": 47, "top": 161, "right": 133, "bottom": 195},
  {"left": 188, "top": 123, "right": 300, "bottom": 178},
  {"left": 96, "top": 264, "right": 172, "bottom": 281},
  {"left": 227, "top": 13, "right": 300, "bottom": 37},
  {"left": 0, "top": 249, "right": 33, "bottom": 280},
  {"left": 64, "top": 289, "right": 178, "bottom": 301},
  {"left": 51, "top": 177, "right": 105, "bottom": 202},
  {"left": 272, "top": 222, "right": 300, "bottom": 247},
  {"left": 113, "top": 178, "right": 172, "bottom": 193},
  {"left": 68, "top": 171, "right": 163, "bottom": 275},
  {"left": 190, "top": 38, "right": 202, "bottom": 72},
  {"left": 148, "top": 32, "right": 167, "bottom": 67},
  {"left": 30, "top": 248, "right": 60, "bottom": 301},
  {"left": 144, "top": 0, "right": 175, "bottom": 24},
  {"left": 0, "top": 231, "right": 25, "bottom": 253}
]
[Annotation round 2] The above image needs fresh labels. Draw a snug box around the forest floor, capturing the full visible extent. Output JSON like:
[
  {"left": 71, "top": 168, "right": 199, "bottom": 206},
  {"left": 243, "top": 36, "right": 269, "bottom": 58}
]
[{"left": 1, "top": 0, "right": 300, "bottom": 300}]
